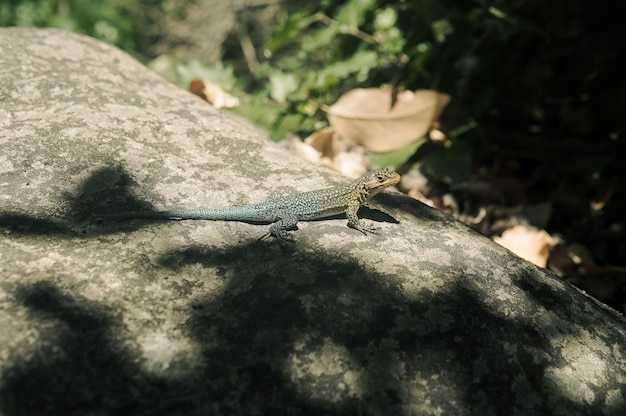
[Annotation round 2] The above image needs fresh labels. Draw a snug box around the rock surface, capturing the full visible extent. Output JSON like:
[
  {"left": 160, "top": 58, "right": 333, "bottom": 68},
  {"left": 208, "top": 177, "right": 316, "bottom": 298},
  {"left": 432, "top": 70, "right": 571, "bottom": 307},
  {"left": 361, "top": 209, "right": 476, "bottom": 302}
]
[{"left": 1, "top": 28, "right": 626, "bottom": 415}]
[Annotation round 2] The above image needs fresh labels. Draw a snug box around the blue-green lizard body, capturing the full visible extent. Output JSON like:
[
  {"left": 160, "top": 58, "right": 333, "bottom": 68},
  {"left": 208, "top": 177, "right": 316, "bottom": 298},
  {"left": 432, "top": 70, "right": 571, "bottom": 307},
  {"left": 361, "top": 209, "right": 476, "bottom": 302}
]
[{"left": 107, "top": 168, "right": 400, "bottom": 240}]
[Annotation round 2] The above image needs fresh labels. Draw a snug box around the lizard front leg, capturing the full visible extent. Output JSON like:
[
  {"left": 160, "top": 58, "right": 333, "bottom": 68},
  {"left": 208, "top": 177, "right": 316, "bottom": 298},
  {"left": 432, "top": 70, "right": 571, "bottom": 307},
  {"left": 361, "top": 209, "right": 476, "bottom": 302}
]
[{"left": 345, "top": 202, "right": 379, "bottom": 235}]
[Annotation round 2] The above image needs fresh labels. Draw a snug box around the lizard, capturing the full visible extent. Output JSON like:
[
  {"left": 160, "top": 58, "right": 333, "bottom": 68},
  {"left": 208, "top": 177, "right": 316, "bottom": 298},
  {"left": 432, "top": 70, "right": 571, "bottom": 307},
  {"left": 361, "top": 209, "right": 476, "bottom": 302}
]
[{"left": 105, "top": 167, "right": 401, "bottom": 241}]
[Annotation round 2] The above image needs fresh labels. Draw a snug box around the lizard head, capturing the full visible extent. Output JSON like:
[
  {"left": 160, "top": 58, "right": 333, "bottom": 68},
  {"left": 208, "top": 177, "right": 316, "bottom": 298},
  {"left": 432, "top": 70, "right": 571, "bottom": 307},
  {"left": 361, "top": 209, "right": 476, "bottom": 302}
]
[{"left": 362, "top": 167, "right": 401, "bottom": 197}]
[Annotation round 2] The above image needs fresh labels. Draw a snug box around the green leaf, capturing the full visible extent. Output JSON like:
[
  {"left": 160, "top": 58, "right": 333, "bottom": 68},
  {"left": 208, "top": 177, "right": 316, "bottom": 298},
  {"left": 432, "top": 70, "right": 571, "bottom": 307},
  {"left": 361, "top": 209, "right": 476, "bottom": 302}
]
[
  {"left": 376, "top": 26, "right": 404, "bottom": 57},
  {"left": 301, "top": 25, "right": 339, "bottom": 53},
  {"left": 290, "top": 74, "right": 321, "bottom": 101},
  {"left": 271, "top": 112, "right": 304, "bottom": 142},
  {"left": 370, "top": 138, "right": 428, "bottom": 170},
  {"left": 230, "top": 98, "right": 285, "bottom": 132},
  {"left": 269, "top": 71, "right": 299, "bottom": 103},
  {"left": 431, "top": 19, "right": 454, "bottom": 43},
  {"left": 336, "top": 0, "right": 376, "bottom": 33},
  {"left": 421, "top": 141, "right": 472, "bottom": 184},
  {"left": 319, "top": 50, "right": 378, "bottom": 80},
  {"left": 373, "top": 7, "right": 397, "bottom": 31},
  {"left": 267, "top": 10, "right": 321, "bottom": 52}
]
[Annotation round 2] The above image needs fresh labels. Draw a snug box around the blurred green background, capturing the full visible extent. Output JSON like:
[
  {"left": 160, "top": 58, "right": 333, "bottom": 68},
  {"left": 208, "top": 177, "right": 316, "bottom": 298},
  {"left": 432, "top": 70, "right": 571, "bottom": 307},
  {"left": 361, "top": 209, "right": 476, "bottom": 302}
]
[{"left": 3, "top": 0, "right": 624, "bottom": 148}]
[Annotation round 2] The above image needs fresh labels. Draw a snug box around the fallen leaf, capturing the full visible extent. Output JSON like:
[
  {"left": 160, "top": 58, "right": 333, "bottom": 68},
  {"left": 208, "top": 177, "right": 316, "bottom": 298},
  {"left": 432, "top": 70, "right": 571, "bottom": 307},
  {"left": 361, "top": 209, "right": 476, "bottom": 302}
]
[
  {"left": 325, "top": 88, "right": 450, "bottom": 152},
  {"left": 188, "top": 79, "right": 239, "bottom": 109},
  {"left": 492, "top": 225, "right": 558, "bottom": 268},
  {"left": 279, "top": 135, "right": 322, "bottom": 165},
  {"left": 304, "top": 127, "right": 339, "bottom": 160},
  {"left": 302, "top": 128, "right": 370, "bottom": 177}
]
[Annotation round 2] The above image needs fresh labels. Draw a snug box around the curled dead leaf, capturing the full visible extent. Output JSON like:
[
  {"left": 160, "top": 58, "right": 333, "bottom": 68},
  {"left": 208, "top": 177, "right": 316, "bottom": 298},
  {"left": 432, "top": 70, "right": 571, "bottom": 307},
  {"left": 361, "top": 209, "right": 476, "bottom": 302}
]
[
  {"left": 492, "top": 225, "right": 559, "bottom": 268},
  {"left": 299, "top": 128, "right": 370, "bottom": 177},
  {"left": 325, "top": 88, "right": 450, "bottom": 152},
  {"left": 304, "top": 127, "right": 339, "bottom": 161},
  {"left": 188, "top": 79, "right": 239, "bottom": 109}
]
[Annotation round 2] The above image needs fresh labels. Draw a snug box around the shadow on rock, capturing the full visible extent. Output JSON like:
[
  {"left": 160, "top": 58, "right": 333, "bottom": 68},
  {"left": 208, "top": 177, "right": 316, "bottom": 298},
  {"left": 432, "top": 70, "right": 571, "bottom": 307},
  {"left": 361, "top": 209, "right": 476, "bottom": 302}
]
[{"left": 0, "top": 281, "right": 193, "bottom": 416}]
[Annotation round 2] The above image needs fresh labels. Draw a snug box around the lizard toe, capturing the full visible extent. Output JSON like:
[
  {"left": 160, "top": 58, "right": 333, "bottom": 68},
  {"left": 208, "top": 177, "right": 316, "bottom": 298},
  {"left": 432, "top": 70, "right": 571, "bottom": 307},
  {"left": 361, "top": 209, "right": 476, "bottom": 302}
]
[{"left": 349, "top": 222, "right": 381, "bottom": 235}]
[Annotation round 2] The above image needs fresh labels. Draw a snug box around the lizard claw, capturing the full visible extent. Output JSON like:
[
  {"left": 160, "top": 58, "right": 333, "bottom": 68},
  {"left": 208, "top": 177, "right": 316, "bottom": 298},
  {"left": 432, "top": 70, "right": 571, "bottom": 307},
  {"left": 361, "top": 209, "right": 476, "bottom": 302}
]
[
  {"left": 258, "top": 231, "right": 272, "bottom": 241},
  {"left": 349, "top": 222, "right": 381, "bottom": 236},
  {"left": 258, "top": 228, "right": 295, "bottom": 242}
]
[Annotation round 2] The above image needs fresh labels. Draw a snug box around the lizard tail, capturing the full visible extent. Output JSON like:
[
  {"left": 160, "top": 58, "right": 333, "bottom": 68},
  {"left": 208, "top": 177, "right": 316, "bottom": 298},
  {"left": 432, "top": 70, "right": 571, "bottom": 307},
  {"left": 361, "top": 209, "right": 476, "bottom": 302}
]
[{"left": 103, "top": 207, "right": 275, "bottom": 222}]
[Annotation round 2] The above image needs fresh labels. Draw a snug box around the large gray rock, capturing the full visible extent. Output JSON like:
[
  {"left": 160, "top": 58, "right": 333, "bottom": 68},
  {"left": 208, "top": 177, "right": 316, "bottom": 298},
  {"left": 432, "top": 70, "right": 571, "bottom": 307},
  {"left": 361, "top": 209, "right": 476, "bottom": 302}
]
[{"left": 1, "top": 28, "right": 625, "bottom": 415}]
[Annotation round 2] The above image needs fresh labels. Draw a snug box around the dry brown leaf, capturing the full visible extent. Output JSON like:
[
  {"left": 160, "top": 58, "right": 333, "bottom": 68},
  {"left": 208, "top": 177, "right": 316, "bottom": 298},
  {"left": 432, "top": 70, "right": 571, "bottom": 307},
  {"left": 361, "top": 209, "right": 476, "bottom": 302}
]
[
  {"left": 304, "top": 127, "right": 339, "bottom": 160},
  {"left": 188, "top": 79, "right": 239, "bottom": 109},
  {"left": 300, "top": 128, "right": 370, "bottom": 177},
  {"left": 279, "top": 135, "right": 322, "bottom": 165},
  {"left": 324, "top": 88, "right": 450, "bottom": 152},
  {"left": 492, "top": 225, "right": 558, "bottom": 268}
]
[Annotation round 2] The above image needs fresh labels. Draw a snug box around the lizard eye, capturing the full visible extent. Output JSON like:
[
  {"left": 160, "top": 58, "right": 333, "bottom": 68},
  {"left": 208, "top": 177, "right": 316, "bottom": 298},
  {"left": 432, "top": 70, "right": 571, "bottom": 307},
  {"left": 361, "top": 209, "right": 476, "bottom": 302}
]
[{"left": 376, "top": 174, "right": 385, "bottom": 182}]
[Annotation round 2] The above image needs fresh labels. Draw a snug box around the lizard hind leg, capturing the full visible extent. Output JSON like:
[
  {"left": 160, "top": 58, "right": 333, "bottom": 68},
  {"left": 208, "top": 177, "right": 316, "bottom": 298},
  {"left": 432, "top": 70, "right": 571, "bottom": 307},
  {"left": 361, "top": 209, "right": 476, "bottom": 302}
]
[{"left": 259, "top": 210, "right": 299, "bottom": 242}]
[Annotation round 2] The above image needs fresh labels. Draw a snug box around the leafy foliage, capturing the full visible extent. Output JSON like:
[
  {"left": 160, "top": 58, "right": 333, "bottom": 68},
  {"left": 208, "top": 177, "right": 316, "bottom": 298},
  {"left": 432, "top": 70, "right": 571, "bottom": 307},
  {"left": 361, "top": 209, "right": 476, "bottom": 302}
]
[
  {"left": 255, "top": 0, "right": 413, "bottom": 140},
  {"left": 249, "top": 0, "right": 625, "bottom": 176},
  {"left": 0, "top": 0, "right": 135, "bottom": 51}
]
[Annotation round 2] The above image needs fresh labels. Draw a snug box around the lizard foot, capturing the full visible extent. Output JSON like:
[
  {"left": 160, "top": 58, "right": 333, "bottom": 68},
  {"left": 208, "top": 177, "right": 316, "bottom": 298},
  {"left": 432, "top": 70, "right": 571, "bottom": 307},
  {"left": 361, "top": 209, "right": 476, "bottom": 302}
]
[
  {"left": 349, "top": 223, "right": 381, "bottom": 236},
  {"left": 258, "top": 229, "right": 295, "bottom": 243}
]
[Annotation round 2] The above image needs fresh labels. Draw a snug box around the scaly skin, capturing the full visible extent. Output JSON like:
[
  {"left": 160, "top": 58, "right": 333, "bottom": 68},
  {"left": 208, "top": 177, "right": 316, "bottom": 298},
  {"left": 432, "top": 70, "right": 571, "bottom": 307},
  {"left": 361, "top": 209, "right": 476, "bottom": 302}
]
[{"left": 106, "top": 168, "right": 401, "bottom": 241}]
